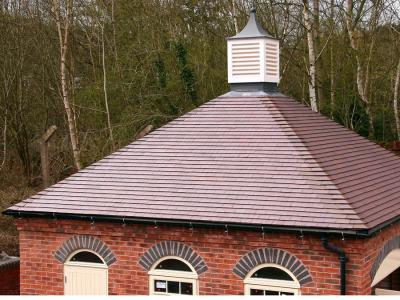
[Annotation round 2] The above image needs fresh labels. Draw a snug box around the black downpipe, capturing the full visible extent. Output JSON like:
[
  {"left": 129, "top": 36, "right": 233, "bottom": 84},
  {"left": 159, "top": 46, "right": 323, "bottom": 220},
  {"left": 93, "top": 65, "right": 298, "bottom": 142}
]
[{"left": 321, "top": 237, "right": 347, "bottom": 295}]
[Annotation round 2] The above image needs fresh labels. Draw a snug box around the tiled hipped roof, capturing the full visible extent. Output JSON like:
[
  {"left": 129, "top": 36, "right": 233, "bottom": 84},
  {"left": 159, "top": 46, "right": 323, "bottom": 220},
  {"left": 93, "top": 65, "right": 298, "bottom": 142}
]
[{"left": 6, "top": 95, "right": 400, "bottom": 231}]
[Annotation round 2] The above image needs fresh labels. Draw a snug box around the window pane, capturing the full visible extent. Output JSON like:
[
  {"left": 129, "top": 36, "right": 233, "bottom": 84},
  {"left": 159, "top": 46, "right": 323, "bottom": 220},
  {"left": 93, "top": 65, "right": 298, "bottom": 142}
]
[
  {"left": 181, "top": 282, "right": 193, "bottom": 295},
  {"left": 251, "top": 267, "right": 293, "bottom": 281},
  {"left": 280, "top": 292, "right": 294, "bottom": 296},
  {"left": 167, "top": 281, "right": 180, "bottom": 294},
  {"left": 265, "top": 290, "right": 279, "bottom": 295},
  {"left": 155, "top": 259, "right": 192, "bottom": 272},
  {"left": 250, "top": 289, "right": 265, "bottom": 295},
  {"left": 70, "top": 251, "right": 103, "bottom": 264},
  {"left": 154, "top": 280, "right": 167, "bottom": 293}
]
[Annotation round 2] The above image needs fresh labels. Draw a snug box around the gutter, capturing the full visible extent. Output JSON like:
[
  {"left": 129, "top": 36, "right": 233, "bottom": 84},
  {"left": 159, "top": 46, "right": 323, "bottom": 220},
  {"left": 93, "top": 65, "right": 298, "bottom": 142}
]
[
  {"left": 363, "top": 215, "right": 400, "bottom": 236},
  {"left": 322, "top": 237, "right": 347, "bottom": 295},
  {"left": 3, "top": 209, "right": 367, "bottom": 237}
]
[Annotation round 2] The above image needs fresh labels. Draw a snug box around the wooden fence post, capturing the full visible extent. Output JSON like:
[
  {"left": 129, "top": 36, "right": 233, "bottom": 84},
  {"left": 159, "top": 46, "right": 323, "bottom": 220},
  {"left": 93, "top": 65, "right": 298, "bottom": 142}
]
[{"left": 39, "top": 125, "right": 57, "bottom": 188}]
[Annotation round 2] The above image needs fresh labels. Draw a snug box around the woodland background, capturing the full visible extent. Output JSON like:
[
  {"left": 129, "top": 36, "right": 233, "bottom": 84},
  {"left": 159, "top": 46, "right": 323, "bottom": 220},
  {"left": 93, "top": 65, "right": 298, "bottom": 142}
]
[{"left": 0, "top": 0, "right": 399, "bottom": 255}]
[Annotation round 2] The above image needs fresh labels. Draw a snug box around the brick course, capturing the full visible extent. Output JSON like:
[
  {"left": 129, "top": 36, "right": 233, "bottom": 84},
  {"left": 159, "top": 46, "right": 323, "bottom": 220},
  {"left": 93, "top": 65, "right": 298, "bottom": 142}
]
[{"left": 15, "top": 218, "right": 400, "bottom": 295}]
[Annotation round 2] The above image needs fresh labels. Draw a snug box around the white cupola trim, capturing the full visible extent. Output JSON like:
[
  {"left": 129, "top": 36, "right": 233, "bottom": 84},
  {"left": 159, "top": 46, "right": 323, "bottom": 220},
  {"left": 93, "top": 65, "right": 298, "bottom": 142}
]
[{"left": 227, "top": 8, "right": 280, "bottom": 85}]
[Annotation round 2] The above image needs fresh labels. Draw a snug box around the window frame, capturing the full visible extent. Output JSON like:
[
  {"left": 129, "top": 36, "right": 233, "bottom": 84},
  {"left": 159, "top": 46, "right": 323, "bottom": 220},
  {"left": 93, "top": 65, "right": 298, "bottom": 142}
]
[
  {"left": 244, "top": 263, "right": 300, "bottom": 296},
  {"left": 148, "top": 256, "right": 198, "bottom": 295},
  {"left": 64, "top": 249, "right": 108, "bottom": 269}
]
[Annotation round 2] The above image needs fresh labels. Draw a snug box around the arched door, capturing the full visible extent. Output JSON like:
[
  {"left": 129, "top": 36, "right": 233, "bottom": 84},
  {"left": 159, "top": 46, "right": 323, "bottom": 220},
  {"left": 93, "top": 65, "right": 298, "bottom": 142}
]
[{"left": 64, "top": 250, "right": 108, "bottom": 295}]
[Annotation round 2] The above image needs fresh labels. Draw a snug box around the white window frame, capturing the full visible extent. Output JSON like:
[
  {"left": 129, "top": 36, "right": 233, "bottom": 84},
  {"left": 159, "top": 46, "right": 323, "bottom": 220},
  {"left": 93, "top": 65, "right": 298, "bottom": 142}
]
[
  {"left": 244, "top": 263, "right": 300, "bottom": 296},
  {"left": 148, "top": 256, "right": 199, "bottom": 295}
]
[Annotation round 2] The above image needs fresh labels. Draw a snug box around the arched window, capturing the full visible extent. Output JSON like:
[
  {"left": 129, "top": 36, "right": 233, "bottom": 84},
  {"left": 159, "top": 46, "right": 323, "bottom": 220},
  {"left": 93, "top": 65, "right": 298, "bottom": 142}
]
[
  {"left": 69, "top": 251, "right": 104, "bottom": 264},
  {"left": 148, "top": 256, "right": 198, "bottom": 295},
  {"left": 244, "top": 264, "right": 300, "bottom": 295},
  {"left": 64, "top": 250, "right": 108, "bottom": 295}
]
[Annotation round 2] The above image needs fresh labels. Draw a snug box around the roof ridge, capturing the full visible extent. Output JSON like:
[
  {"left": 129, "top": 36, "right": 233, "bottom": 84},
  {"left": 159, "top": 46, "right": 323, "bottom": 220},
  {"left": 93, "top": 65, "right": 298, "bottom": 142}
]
[{"left": 263, "top": 96, "right": 366, "bottom": 229}]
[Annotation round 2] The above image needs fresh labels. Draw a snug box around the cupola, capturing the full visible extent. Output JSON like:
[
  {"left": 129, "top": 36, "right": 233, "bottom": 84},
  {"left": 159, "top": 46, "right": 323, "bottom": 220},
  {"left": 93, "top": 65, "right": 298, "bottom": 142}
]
[{"left": 227, "top": 8, "right": 279, "bottom": 92}]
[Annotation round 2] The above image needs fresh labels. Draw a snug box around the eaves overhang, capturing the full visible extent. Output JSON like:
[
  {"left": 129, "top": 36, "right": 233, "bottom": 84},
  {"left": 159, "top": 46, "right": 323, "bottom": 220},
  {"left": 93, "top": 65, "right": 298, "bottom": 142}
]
[{"left": 3, "top": 209, "right": 379, "bottom": 238}]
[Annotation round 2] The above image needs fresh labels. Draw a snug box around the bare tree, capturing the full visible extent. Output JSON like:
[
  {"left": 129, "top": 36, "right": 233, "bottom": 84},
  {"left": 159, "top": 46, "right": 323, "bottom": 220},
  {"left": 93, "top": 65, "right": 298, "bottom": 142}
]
[
  {"left": 231, "top": 0, "right": 239, "bottom": 34},
  {"left": 52, "top": 0, "right": 82, "bottom": 170},
  {"left": 303, "top": 0, "right": 318, "bottom": 112},
  {"left": 329, "top": 0, "right": 335, "bottom": 118},
  {"left": 394, "top": 58, "right": 400, "bottom": 140},
  {"left": 0, "top": 109, "right": 7, "bottom": 169},
  {"left": 101, "top": 18, "right": 115, "bottom": 150},
  {"left": 345, "top": 0, "right": 381, "bottom": 137}
]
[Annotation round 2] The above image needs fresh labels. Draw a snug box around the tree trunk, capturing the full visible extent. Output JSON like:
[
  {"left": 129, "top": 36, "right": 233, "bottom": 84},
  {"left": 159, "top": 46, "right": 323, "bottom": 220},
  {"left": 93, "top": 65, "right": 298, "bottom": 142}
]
[
  {"left": 345, "top": 0, "right": 375, "bottom": 137},
  {"left": 53, "top": 0, "right": 82, "bottom": 170},
  {"left": 303, "top": 0, "right": 318, "bottom": 112},
  {"left": 313, "top": 0, "right": 323, "bottom": 103},
  {"left": 329, "top": 0, "right": 335, "bottom": 119},
  {"left": 394, "top": 58, "right": 400, "bottom": 140},
  {"left": 0, "top": 108, "right": 7, "bottom": 169},
  {"left": 101, "top": 23, "right": 115, "bottom": 150},
  {"left": 231, "top": 0, "right": 239, "bottom": 34}
]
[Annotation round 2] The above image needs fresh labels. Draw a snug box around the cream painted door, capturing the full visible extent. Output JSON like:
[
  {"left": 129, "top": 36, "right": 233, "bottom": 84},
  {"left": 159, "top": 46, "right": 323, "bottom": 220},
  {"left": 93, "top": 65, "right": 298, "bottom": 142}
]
[
  {"left": 64, "top": 263, "right": 108, "bottom": 295},
  {"left": 375, "top": 288, "right": 400, "bottom": 295}
]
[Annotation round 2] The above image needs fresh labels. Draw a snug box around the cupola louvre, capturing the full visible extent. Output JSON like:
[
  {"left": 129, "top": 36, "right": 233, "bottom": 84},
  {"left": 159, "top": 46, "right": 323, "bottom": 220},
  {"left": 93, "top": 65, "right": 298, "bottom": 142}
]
[{"left": 227, "top": 8, "right": 280, "bottom": 92}]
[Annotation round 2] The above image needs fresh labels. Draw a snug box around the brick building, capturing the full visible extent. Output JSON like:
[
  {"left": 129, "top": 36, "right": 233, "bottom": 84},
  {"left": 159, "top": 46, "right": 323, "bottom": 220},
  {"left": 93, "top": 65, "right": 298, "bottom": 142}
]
[{"left": 4, "top": 9, "right": 400, "bottom": 295}]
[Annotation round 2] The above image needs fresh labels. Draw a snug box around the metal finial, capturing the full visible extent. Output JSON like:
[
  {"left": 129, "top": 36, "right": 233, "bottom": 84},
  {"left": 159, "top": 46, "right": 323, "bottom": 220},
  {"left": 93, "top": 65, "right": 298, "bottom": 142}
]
[{"left": 228, "top": 5, "right": 273, "bottom": 40}]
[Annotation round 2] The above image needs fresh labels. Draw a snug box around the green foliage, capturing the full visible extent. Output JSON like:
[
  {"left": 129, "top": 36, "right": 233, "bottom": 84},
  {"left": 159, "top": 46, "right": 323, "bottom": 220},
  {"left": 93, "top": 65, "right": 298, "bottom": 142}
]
[
  {"left": 0, "top": 0, "right": 398, "bottom": 210},
  {"left": 154, "top": 56, "right": 167, "bottom": 89},
  {"left": 174, "top": 41, "right": 197, "bottom": 105}
]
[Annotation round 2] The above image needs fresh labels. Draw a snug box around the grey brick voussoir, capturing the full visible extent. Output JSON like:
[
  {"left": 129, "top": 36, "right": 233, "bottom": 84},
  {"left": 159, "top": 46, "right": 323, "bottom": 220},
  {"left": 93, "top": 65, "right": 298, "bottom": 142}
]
[
  {"left": 54, "top": 235, "right": 116, "bottom": 266},
  {"left": 233, "top": 248, "right": 312, "bottom": 285},
  {"left": 138, "top": 241, "right": 207, "bottom": 275}
]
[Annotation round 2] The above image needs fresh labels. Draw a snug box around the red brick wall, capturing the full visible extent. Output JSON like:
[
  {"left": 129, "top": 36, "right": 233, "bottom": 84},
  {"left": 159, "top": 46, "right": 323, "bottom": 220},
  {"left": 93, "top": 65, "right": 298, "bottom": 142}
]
[
  {"left": 15, "top": 218, "right": 400, "bottom": 295},
  {"left": 0, "top": 264, "right": 20, "bottom": 295}
]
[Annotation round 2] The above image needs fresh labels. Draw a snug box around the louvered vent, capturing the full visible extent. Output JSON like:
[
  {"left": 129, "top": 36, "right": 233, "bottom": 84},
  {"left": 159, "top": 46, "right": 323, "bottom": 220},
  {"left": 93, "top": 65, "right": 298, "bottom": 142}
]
[
  {"left": 231, "top": 42, "right": 260, "bottom": 76},
  {"left": 227, "top": 8, "right": 279, "bottom": 86},
  {"left": 265, "top": 40, "right": 279, "bottom": 78}
]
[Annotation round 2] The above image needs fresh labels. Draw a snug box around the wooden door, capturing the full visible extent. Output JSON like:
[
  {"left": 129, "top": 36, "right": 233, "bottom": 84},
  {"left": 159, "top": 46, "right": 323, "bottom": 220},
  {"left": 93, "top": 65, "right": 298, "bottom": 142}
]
[{"left": 64, "top": 263, "right": 108, "bottom": 295}]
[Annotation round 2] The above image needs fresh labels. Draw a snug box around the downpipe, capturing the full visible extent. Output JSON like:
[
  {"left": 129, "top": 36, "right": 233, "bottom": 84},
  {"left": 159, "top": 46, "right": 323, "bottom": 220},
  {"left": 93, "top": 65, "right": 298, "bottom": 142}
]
[{"left": 321, "top": 237, "right": 347, "bottom": 295}]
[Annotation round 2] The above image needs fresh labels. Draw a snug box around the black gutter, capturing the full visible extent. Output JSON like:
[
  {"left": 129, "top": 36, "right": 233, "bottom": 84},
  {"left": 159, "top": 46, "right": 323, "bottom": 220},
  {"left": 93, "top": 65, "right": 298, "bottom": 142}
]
[
  {"left": 3, "top": 209, "right": 367, "bottom": 237},
  {"left": 364, "top": 215, "right": 400, "bottom": 236},
  {"left": 322, "top": 237, "right": 347, "bottom": 295}
]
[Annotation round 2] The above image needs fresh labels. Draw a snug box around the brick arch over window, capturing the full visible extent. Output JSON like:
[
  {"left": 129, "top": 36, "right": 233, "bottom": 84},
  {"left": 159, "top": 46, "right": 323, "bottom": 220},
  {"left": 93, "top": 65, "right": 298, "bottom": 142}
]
[
  {"left": 138, "top": 241, "right": 208, "bottom": 275},
  {"left": 233, "top": 248, "right": 312, "bottom": 285},
  {"left": 370, "top": 235, "right": 400, "bottom": 279},
  {"left": 54, "top": 235, "right": 116, "bottom": 266}
]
